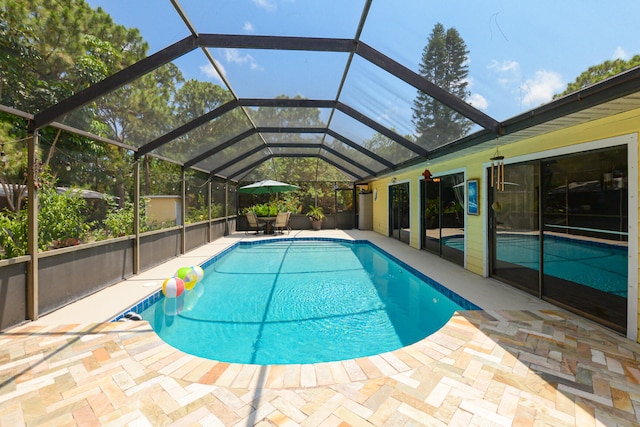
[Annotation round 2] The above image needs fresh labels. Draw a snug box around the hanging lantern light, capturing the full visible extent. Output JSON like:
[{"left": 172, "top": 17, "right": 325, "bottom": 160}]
[{"left": 490, "top": 145, "right": 505, "bottom": 191}]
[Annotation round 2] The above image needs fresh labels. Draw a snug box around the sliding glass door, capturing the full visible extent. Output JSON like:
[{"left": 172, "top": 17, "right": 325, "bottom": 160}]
[
  {"left": 541, "top": 146, "right": 627, "bottom": 331},
  {"left": 389, "top": 182, "right": 410, "bottom": 244},
  {"left": 489, "top": 162, "right": 540, "bottom": 295},
  {"left": 422, "top": 173, "right": 465, "bottom": 266},
  {"left": 489, "top": 146, "right": 628, "bottom": 333}
]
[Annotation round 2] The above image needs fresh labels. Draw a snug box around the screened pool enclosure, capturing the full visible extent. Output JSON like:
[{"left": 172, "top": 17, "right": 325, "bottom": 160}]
[{"left": 2, "top": 0, "right": 640, "bottom": 331}]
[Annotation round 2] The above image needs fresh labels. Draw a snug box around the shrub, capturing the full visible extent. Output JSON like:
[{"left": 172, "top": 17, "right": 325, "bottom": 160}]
[
  {"left": 0, "top": 175, "right": 92, "bottom": 258},
  {"left": 186, "top": 194, "right": 208, "bottom": 223},
  {"left": 248, "top": 203, "right": 277, "bottom": 217},
  {"left": 102, "top": 198, "right": 150, "bottom": 238},
  {"left": 0, "top": 210, "right": 27, "bottom": 258},
  {"left": 38, "top": 184, "right": 91, "bottom": 249}
]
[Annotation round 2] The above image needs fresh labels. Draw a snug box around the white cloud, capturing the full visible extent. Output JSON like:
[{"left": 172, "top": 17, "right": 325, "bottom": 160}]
[
  {"left": 224, "top": 48, "right": 263, "bottom": 71},
  {"left": 488, "top": 59, "right": 521, "bottom": 88},
  {"left": 489, "top": 59, "right": 564, "bottom": 107},
  {"left": 225, "top": 48, "right": 252, "bottom": 64},
  {"left": 462, "top": 77, "right": 488, "bottom": 110},
  {"left": 200, "top": 61, "right": 226, "bottom": 82},
  {"left": 467, "top": 93, "right": 488, "bottom": 110},
  {"left": 253, "top": 0, "right": 276, "bottom": 11},
  {"left": 489, "top": 59, "right": 520, "bottom": 73},
  {"left": 520, "top": 70, "right": 564, "bottom": 106},
  {"left": 613, "top": 46, "right": 628, "bottom": 60},
  {"left": 243, "top": 21, "right": 255, "bottom": 33}
]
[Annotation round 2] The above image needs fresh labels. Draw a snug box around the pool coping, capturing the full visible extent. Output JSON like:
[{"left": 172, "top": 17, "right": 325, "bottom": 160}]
[{"left": 78, "top": 309, "right": 500, "bottom": 389}]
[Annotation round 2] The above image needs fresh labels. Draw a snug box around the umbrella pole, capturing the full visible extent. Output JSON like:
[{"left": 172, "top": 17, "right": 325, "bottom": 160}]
[{"left": 267, "top": 193, "right": 273, "bottom": 233}]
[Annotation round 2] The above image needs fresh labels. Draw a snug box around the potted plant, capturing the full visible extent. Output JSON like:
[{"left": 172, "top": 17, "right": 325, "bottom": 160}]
[{"left": 306, "top": 205, "right": 326, "bottom": 230}]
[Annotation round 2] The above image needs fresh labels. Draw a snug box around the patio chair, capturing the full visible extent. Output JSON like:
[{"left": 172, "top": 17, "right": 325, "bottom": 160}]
[
  {"left": 274, "top": 211, "right": 291, "bottom": 234},
  {"left": 245, "top": 211, "right": 266, "bottom": 235}
]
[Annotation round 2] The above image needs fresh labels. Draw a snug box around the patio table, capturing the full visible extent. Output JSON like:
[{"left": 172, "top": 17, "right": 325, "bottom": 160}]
[{"left": 258, "top": 217, "right": 276, "bottom": 234}]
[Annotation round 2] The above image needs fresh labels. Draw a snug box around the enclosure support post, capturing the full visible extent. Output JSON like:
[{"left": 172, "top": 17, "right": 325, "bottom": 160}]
[
  {"left": 224, "top": 180, "right": 229, "bottom": 234},
  {"left": 27, "top": 130, "right": 39, "bottom": 320},
  {"left": 181, "top": 168, "right": 186, "bottom": 254},
  {"left": 133, "top": 156, "right": 140, "bottom": 274},
  {"left": 207, "top": 175, "right": 212, "bottom": 242},
  {"left": 352, "top": 186, "right": 357, "bottom": 230}
]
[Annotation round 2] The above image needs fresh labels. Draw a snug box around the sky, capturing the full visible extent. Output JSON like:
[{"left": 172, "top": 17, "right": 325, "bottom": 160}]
[{"left": 86, "top": 0, "right": 640, "bottom": 134}]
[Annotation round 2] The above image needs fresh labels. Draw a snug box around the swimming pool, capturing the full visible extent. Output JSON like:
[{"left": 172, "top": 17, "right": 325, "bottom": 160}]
[
  {"left": 140, "top": 238, "right": 478, "bottom": 365},
  {"left": 443, "top": 233, "right": 628, "bottom": 297}
]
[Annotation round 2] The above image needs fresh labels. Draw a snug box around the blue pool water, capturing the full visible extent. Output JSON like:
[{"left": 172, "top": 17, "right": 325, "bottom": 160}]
[
  {"left": 443, "top": 234, "right": 628, "bottom": 297},
  {"left": 141, "top": 239, "right": 478, "bottom": 365}
]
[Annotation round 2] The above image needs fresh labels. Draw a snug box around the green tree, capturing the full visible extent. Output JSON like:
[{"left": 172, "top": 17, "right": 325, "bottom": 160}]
[
  {"left": 412, "top": 23, "right": 472, "bottom": 150},
  {"left": 165, "top": 78, "right": 235, "bottom": 166},
  {"left": 174, "top": 79, "right": 233, "bottom": 123},
  {"left": 554, "top": 55, "right": 640, "bottom": 98},
  {"left": 0, "top": 0, "right": 151, "bottom": 212},
  {"left": 94, "top": 64, "right": 185, "bottom": 207},
  {"left": 0, "top": 0, "right": 147, "bottom": 112},
  {"left": 360, "top": 130, "right": 417, "bottom": 164}
]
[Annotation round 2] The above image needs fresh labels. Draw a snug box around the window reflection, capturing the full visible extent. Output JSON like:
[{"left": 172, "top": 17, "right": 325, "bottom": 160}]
[
  {"left": 490, "top": 145, "right": 628, "bottom": 333},
  {"left": 542, "top": 146, "right": 627, "bottom": 332}
]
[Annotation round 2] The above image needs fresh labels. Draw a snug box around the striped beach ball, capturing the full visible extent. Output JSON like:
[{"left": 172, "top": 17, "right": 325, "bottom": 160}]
[{"left": 162, "top": 277, "right": 185, "bottom": 298}]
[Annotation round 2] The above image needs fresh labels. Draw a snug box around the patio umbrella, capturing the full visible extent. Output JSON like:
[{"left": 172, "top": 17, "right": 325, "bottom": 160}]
[
  {"left": 238, "top": 179, "right": 299, "bottom": 195},
  {"left": 239, "top": 180, "right": 300, "bottom": 229}
]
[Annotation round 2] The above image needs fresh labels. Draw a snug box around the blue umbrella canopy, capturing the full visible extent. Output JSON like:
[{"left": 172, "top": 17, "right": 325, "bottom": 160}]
[{"left": 238, "top": 179, "right": 300, "bottom": 195}]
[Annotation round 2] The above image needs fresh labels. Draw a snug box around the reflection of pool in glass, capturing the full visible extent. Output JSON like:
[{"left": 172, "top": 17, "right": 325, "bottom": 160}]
[
  {"left": 443, "top": 234, "right": 628, "bottom": 297},
  {"left": 141, "top": 239, "right": 478, "bottom": 365}
]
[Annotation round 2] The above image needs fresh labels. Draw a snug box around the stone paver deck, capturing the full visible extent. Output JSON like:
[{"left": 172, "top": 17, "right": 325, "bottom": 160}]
[
  {"left": 1, "top": 231, "right": 639, "bottom": 426},
  {"left": 2, "top": 309, "right": 639, "bottom": 426}
]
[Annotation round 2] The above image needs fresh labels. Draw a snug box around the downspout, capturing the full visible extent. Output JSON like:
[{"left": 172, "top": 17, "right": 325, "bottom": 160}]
[{"left": 27, "top": 130, "right": 39, "bottom": 320}]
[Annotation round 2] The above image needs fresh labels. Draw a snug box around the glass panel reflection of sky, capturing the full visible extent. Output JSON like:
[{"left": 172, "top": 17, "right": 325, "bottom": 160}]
[
  {"left": 209, "top": 49, "right": 349, "bottom": 100},
  {"left": 179, "top": 0, "right": 366, "bottom": 38},
  {"left": 341, "top": 56, "right": 418, "bottom": 140}
]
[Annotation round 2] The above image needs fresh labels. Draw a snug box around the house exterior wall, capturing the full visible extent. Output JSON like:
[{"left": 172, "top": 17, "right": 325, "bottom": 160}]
[
  {"left": 145, "top": 196, "right": 181, "bottom": 226},
  {"left": 368, "top": 107, "right": 640, "bottom": 342}
]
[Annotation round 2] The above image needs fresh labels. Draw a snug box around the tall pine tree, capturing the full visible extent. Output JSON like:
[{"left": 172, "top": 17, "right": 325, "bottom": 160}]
[{"left": 412, "top": 23, "right": 471, "bottom": 150}]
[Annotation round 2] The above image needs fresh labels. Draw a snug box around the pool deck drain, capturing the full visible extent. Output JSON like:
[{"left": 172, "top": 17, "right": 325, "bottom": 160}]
[{"left": 1, "top": 231, "right": 640, "bottom": 425}]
